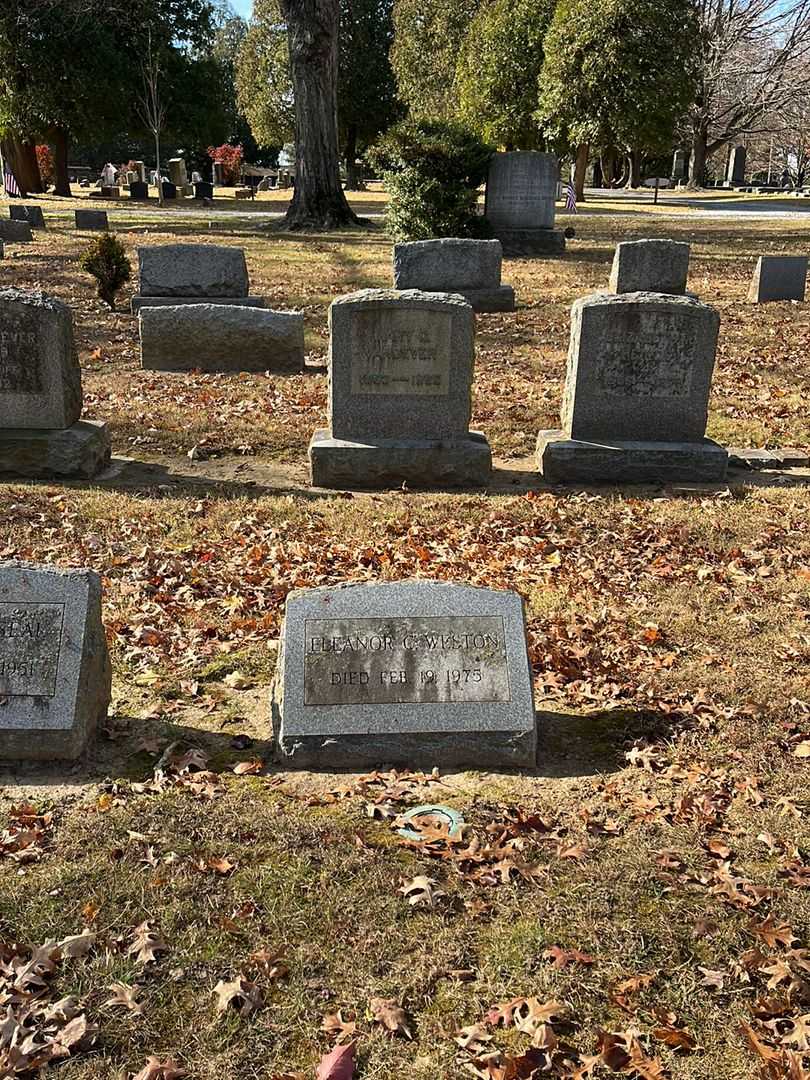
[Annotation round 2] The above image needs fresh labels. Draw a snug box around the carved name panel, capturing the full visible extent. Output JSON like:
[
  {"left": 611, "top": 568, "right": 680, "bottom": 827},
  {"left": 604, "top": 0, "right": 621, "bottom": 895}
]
[
  {"left": 0, "top": 331, "right": 42, "bottom": 394},
  {"left": 350, "top": 309, "right": 452, "bottom": 397},
  {"left": 0, "top": 602, "right": 64, "bottom": 697}
]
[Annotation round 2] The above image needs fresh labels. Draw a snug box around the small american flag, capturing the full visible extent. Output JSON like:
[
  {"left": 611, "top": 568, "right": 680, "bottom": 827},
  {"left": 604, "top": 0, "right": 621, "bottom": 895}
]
[
  {"left": 3, "top": 162, "right": 21, "bottom": 197},
  {"left": 564, "top": 180, "right": 577, "bottom": 213}
]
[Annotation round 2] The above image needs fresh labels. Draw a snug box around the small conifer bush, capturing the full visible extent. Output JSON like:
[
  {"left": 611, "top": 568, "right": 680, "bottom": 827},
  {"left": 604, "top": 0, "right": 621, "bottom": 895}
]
[{"left": 79, "top": 233, "right": 131, "bottom": 310}]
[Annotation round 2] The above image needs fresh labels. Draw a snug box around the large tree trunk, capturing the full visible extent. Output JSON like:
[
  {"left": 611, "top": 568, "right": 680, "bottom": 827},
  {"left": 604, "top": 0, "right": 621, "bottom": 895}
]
[
  {"left": 51, "top": 128, "right": 72, "bottom": 196},
  {"left": 2, "top": 135, "right": 43, "bottom": 195},
  {"left": 625, "top": 149, "right": 642, "bottom": 188},
  {"left": 280, "top": 0, "right": 358, "bottom": 229},
  {"left": 600, "top": 147, "right": 617, "bottom": 187},
  {"left": 573, "top": 142, "right": 589, "bottom": 202},
  {"left": 688, "top": 122, "right": 709, "bottom": 189}
]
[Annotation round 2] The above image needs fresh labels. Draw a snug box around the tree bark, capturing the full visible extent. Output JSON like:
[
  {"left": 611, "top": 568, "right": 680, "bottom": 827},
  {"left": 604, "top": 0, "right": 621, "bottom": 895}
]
[
  {"left": 687, "top": 123, "right": 708, "bottom": 189},
  {"left": 51, "top": 128, "right": 72, "bottom": 196},
  {"left": 600, "top": 147, "right": 616, "bottom": 188},
  {"left": 2, "top": 135, "right": 43, "bottom": 195},
  {"left": 573, "top": 142, "right": 588, "bottom": 202},
  {"left": 280, "top": 0, "right": 359, "bottom": 229},
  {"left": 625, "top": 149, "right": 642, "bottom": 188}
]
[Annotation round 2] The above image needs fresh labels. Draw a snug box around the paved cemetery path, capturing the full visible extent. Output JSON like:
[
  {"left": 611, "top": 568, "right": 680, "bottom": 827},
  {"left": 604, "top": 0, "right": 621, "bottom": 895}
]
[{"left": 583, "top": 188, "right": 810, "bottom": 219}]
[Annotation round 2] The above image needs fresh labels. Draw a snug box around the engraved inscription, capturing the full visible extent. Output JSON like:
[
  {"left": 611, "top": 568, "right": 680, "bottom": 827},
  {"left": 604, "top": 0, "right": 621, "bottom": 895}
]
[
  {"left": 350, "top": 309, "right": 452, "bottom": 396},
  {"left": 0, "top": 603, "right": 64, "bottom": 698},
  {"left": 592, "top": 328, "right": 695, "bottom": 398},
  {"left": 0, "top": 330, "right": 42, "bottom": 394},
  {"left": 304, "top": 615, "right": 510, "bottom": 706}
]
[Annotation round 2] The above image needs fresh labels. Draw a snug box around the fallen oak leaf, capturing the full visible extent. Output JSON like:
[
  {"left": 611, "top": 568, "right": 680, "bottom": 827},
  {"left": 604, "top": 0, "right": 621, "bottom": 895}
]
[
  {"left": 652, "top": 1025, "right": 699, "bottom": 1053},
  {"left": 370, "top": 996, "right": 413, "bottom": 1038},
  {"left": 131, "top": 1056, "right": 187, "bottom": 1080},
  {"left": 543, "top": 944, "right": 595, "bottom": 969},
  {"left": 316, "top": 1041, "right": 355, "bottom": 1080},
  {"left": 321, "top": 1010, "right": 357, "bottom": 1043},
  {"left": 104, "top": 982, "right": 144, "bottom": 1016},
  {"left": 213, "top": 975, "right": 264, "bottom": 1017},
  {"left": 127, "top": 922, "right": 167, "bottom": 967},
  {"left": 233, "top": 758, "right": 264, "bottom": 775},
  {"left": 455, "top": 1023, "right": 493, "bottom": 1054},
  {"left": 399, "top": 874, "right": 446, "bottom": 909},
  {"left": 249, "top": 947, "right": 288, "bottom": 980},
  {"left": 197, "top": 855, "right": 237, "bottom": 876}
]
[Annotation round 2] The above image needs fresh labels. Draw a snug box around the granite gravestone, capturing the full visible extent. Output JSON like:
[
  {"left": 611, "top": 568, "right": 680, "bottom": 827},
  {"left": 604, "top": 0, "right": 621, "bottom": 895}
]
[
  {"left": 309, "top": 289, "right": 491, "bottom": 489},
  {"left": 75, "top": 209, "right": 108, "bottom": 231},
  {"left": 726, "top": 146, "right": 746, "bottom": 186},
  {"left": 392, "top": 239, "right": 515, "bottom": 312},
  {"left": 194, "top": 181, "right": 214, "bottom": 200},
  {"left": 748, "top": 255, "right": 807, "bottom": 303},
  {"left": 609, "top": 240, "right": 690, "bottom": 295},
  {"left": 0, "top": 289, "right": 111, "bottom": 478},
  {"left": 131, "top": 243, "right": 265, "bottom": 311},
  {"left": 100, "top": 186, "right": 120, "bottom": 198},
  {"left": 0, "top": 561, "right": 110, "bottom": 760},
  {"left": 671, "top": 150, "right": 687, "bottom": 183},
  {"left": 537, "top": 292, "right": 728, "bottom": 483},
  {"left": 10, "top": 205, "right": 46, "bottom": 229},
  {"left": 139, "top": 304, "right": 304, "bottom": 373},
  {"left": 162, "top": 182, "right": 177, "bottom": 200},
  {"left": 0, "top": 220, "right": 33, "bottom": 243},
  {"left": 168, "top": 158, "right": 188, "bottom": 187},
  {"left": 129, "top": 181, "right": 149, "bottom": 199},
  {"left": 485, "top": 152, "right": 565, "bottom": 254},
  {"left": 271, "top": 580, "right": 536, "bottom": 769}
]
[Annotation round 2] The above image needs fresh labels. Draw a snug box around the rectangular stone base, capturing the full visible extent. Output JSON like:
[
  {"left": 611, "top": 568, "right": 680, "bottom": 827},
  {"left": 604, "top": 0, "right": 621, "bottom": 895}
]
[
  {"left": 309, "top": 429, "right": 492, "bottom": 489},
  {"left": 131, "top": 295, "right": 265, "bottom": 313},
  {"left": 0, "top": 420, "right": 112, "bottom": 479},
  {"left": 460, "top": 285, "right": 515, "bottom": 313},
  {"left": 492, "top": 229, "right": 566, "bottom": 256},
  {"left": 537, "top": 430, "right": 729, "bottom": 484}
]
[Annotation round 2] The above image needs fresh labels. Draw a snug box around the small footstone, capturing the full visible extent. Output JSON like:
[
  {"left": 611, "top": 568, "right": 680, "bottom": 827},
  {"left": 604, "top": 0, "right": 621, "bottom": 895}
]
[
  {"left": 10, "top": 205, "right": 46, "bottom": 229},
  {"left": 0, "top": 420, "right": 111, "bottom": 479},
  {"left": 75, "top": 210, "right": 109, "bottom": 230},
  {"left": 747, "top": 255, "right": 808, "bottom": 302},
  {"left": 0, "top": 560, "right": 111, "bottom": 761},
  {"left": 0, "top": 220, "right": 33, "bottom": 243},
  {"left": 393, "top": 238, "right": 515, "bottom": 313},
  {"left": 271, "top": 579, "right": 537, "bottom": 770},
  {"left": 609, "top": 239, "right": 690, "bottom": 294}
]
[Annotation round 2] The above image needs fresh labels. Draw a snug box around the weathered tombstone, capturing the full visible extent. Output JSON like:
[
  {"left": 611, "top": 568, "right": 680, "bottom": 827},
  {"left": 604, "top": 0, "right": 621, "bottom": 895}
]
[
  {"left": 162, "top": 181, "right": 177, "bottom": 200},
  {"left": 75, "top": 209, "right": 108, "bottom": 231},
  {"left": 392, "top": 239, "right": 515, "bottom": 312},
  {"left": 537, "top": 292, "right": 728, "bottom": 483},
  {"left": 671, "top": 150, "right": 687, "bottom": 183},
  {"left": 129, "top": 181, "right": 149, "bottom": 199},
  {"left": 100, "top": 185, "right": 120, "bottom": 198},
  {"left": 0, "top": 561, "right": 110, "bottom": 760},
  {"left": 609, "top": 240, "right": 690, "bottom": 295},
  {"left": 139, "top": 305, "right": 304, "bottom": 373},
  {"left": 726, "top": 146, "right": 746, "bottom": 186},
  {"left": 134, "top": 160, "right": 147, "bottom": 182},
  {"left": 131, "top": 243, "right": 265, "bottom": 311},
  {"left": 234, "top": 187, "right": 253, "bottom": 199},
  {"left": 213, "top": 162, "right": 225, "bottom": 186},
  {"left": 10, "top": 205, "right": 46, "bottom": 229},
  {"left": 309, "top": 289, "right": 491, "bottom": 489},
  {"left": 485, "top": 151, "right": 565, "bottom": 254},
  {"left": 0, "top": 288, "right": 111, "bottom": 478},
  {"left": 194, "top": 181, "right": 214, "bottom": 200},
  {"left": 271, "top": 579, "right": 536, "bottom": 769},
  {"left": 168, "top": 158, "right": 188, "bottom": 187},
  {"left": 747, "top": 255, "right": 808, "bottom": 303},
  {"left": 0, "top": 220, "right": 33, "bottom": 243}
]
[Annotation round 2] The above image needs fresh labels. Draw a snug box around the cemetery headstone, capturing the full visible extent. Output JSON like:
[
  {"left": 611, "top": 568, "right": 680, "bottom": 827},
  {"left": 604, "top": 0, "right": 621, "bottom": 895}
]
[
  {"left": 100, "top": 186, "right": 120, "bottom": 198},
  {"left": 726, "top": 145, "right": 746, "bottom": 186},
  {"left": 609, "top": 240, "right": 690, "bottom": 295},
  {"left": 0, "top": 560, "right": 111, "bottom": 761},
  {"left": 129, "top": 181, "right": 149, "bottom": 199},
  {"left": 213, "top": 162, "right": 225, "bottom": 186},
  {"left": 194, "top": 181, "right": 214, "bottom": 200},
  {"left": 134, "top": 160, "right": 147, "bottom": 182},
  {"left": 10, "top": 205, "right": 46, "bottom": 229},
  {"left": 537, "top": 292, "right": 728, "bottom": 483},
  {"left": 0, "top": 220, "right": 33, "bottom": 243},
  {"left": 139, "top": 304, "right": 305, "bottom": 373},
  {"left": 234, "top": 187, "right": 253, "bottom": 199},
  {"left": 671, "top": 150, "right": 687, "bottom": 182},
  {"left": 747, "top": 255, "right": 808, "bottom": 303},
  {"left": 75, "top": 209, "right": 108, "bottom": 231},
  {"left": 393, "top": 239, "right": 515, "bottom": 312},
  {"left": 0, "top": 288, "right": 111, "bottom": 478},
  {"left": 161, "top": 181, "right": 177, "bottom": 200},
  {"left": 168, "top": 158, "right": 188, "bottom": 187},
  {"left": 271, "top": 579, "right": 537, "bottom": 769},
  {"left": 309, "top": 289, "right": 491, "bottom": 489},
  {"left": 131, "top": 243, "right": 265, "bottom": 311},
  {"left": 485, "top": 151, "right": 565, "bottom": 254}
]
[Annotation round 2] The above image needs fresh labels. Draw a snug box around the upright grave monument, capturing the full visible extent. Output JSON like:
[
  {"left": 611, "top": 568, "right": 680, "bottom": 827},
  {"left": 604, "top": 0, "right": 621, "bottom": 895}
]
[
  {"left": 129, "top": 181, "right": 149, "bottom": 200},
  {"left": 748, "top": 255, "right": 808, "bottom": 303},
  {"left": 609, "top": 240, "right": 690, "bottom": 295},
  {"left": 139, "top": 304, "right": 305, "bottom": 373},
  {"left": 168, "top": 158, "right": 188, "bottom": 188},
  {"left": 537, "top": 292, "right": 728, "bottom": 483},
  {"left": 726, "top": 146, "right": 746, "bottom": 187},
  {"left": 75, "top": 209, "right": 108, "bottom": 231},
  {"left": 0, "top": 289, "right": 111, "bottom": 478},
  {"left": 10, "top": 206, "right": 46, "bottom": 230},
  {"left": 271, "top": 580, "right": 537, "bottom": 769},
  {"left": 309, "top": 289, "right": 491, "bottom": 488},
  {"left": 392, "top": 239, "right": 515, "bottom": 312},
  {"left": 0, "top": 561, "right": 110, "bottom": 760},
  {"left": 671, "top": 151, "right": 688, "bottom": 184},
  {"left": 0, "top": 220, "right": 33, "bottom": 243},
  {"left": 131, "top": 244, "right": 265, "bottom": 312},
  {"left": 485, "top": 151, "right": 565, "bottom": 254}
]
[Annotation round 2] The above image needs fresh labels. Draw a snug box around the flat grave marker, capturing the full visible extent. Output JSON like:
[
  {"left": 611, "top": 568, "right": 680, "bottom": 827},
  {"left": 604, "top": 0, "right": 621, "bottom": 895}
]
[
  {"left": 75, "top": 210, "right": 108, "bottom": 231},
  {"left": 748, "top": 255, "right": 807, "bottom": 303}
]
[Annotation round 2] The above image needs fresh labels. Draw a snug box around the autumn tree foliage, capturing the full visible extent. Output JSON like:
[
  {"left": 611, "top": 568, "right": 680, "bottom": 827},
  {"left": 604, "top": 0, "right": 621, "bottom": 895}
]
[{"left": 207, "top": 143, "right": 244, "bottom": 185}]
